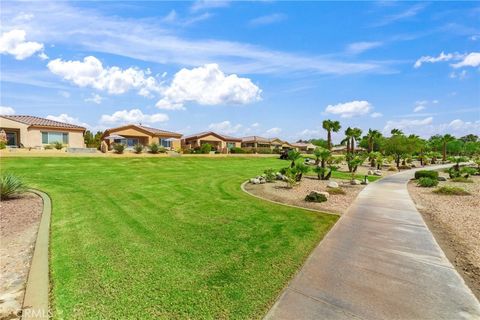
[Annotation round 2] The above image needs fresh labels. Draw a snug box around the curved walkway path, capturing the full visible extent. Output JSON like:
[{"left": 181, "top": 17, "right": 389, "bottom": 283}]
[{"left": 266, "top": 166, "right": 480, "bottom": 320}]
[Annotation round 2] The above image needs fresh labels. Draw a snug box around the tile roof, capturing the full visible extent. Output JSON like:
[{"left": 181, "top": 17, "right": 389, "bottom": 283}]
[
  {"left": 241, "top": 135, "right": 271, "bottom": 143},
  {"left": 1, "top": 115, "right": 86, "bottom": 130},
  {"left": 183, "top": 131, "right": 241, "bottom": 142},
  {"left": 103, "top": 124, "right": 182, "bottom": 138}
]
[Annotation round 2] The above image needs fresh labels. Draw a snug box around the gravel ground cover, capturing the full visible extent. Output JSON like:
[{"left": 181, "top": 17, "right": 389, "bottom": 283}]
[
  {"left": 408, "top": 174, "right": 480, "bottom": 299},
  {"left": 0, "top": 193, "right": 43, "bottom": 319}
]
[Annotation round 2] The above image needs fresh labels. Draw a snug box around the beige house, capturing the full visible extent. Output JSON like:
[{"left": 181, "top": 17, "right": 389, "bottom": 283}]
[
  {"left": 291, "top": 142, "right": 317, "bottom": 153},
  {"left": 241, "top": 136, "right": 295, "bottom": 151},
  {"left": 101, "top": 124, "right": 182, "bottom": 150},
  {"left": 182, "top": 131, "right": 241, "bottom": 153},
  {"left": 0, "top": 115, "right": 86, "bottom": 148}
]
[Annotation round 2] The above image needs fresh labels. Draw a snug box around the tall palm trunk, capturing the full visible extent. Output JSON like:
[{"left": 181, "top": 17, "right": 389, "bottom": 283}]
[
  {"left": 368, "top": 138, "right": 373, "bottom": 153},
  {"left": 327, "top": 130, "right": 332, "bottom": 150},
  {"left": 350, "top": 137, "right": 355, "bottom": 153},
  {"left": 442, "top": 142, "right": 447, "bottom": 161},
  {"left": 346, "top": 139, "right": 350, "bottom": 153}
]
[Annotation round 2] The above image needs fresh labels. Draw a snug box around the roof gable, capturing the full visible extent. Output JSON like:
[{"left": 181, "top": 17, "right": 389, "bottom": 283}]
[{"left": 1, "top": 115, "right": 86, "bottom": 130}]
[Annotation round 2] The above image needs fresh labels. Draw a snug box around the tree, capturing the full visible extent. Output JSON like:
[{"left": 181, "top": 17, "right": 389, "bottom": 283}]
[
  {"left": 383, "top": 135, "right": 410, "bottom": 168},
  {"left": 342, "top": 127, "right": 354, "bottom": 153},
  {"left": 459, "top": 134, "right": 478, "bottom": 143},
  {"left": 365, "top": 129, "right": 382, "bottom": 153},
  {"left": 441, "top": 134, "right": 455, "bottom": 161},
  {"left": 287, "top": 150, "right": 302, "bottom": 168},
  {"left": 322, "top": 120, "right": 341, "bottom": 150},
  {"left": 390, "top": 128, "right": 404, "bottom": 136},
  {"left": 84, "top": 130, "right": 104, "bottom": 148},
  {"left": 309, "top": 138, "right": 328, "bottom": 149},
  {"left": 350, "top": 127, "right": 362, "bottom": 153}
]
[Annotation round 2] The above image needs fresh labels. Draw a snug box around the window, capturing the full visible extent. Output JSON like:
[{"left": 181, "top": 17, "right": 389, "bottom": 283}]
[
  {"left": 227, "top": 142, "right": 235, "bottom": 149},
  {"left": 42, "top": 132, "right": 69, "bottom": 144},
  {"left": 6, "top": 132, "right": 17, "bottom": 146},
  {"left": 160, "top": 138, "right": 172, "bottom": 148}
]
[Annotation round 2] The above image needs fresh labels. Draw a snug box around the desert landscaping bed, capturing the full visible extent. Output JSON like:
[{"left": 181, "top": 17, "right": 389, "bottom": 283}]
[
  {"left": 408, "top": 174, "right": 480, "bottom": 299},
  {"left": 0, "top": 193, "right": 43, "bottom": 319},
  {"left": 244, "top": 177, "right": 365, "bottom": 215}
]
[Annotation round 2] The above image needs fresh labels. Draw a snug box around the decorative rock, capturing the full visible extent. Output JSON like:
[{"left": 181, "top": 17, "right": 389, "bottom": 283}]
[
  {"left": 259, "top": 178, "right": 266, "bottom": 184},
  {"left": 350, "top": 179, "right": 362, "bottom": 185},
  {"left": 367, "top": 170, "right": 374, "bottom": 175},
  {"left": 374, "top": 170, "right": 382, "bottom": 176},
  {"left": 251, "top": 178, "right": 260, "bottom": 184},
  {"left": 312, "top": 190, "right": 330, "bottom": 199},
  {"left": 327, "top": 181, "right": 339, "bottom": 188},
  {"left": 438, "top": 176, "right": 447, "bottom": 181}
]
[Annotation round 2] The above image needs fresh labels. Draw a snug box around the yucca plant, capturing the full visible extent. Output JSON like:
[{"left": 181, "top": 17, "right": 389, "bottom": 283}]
[
  {"left": 1, "top": 173, "right": 27, "bottom": 200},
  {"left": 133, "top": 143, "right": 144, "bottom": 154}
]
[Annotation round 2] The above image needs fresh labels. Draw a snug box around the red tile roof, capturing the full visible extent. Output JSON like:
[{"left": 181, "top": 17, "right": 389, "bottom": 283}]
[
  {"left": 1, "top": 115, "right": 86, "bottom": 130},
  {"left": 182, "top": 131, "right": 241, "bottom": 142},
  {"left": 103, "top": 124, "right": 182, "bottom": 138}
]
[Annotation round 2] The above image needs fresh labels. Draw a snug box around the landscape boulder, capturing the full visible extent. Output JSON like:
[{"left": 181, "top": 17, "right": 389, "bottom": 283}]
[
  {"left": 250, "top": 178, "right": 260, "bottom": 184},
  {"left": 327, "top": 181, "right": 339, "bottom": 188},
  {"left": 305, "top": 191, "right": 329, "bottom": 202},
  {"left": 367, "top": 170, "right": 374, "bottom": 175},
  {"left": 438, "top": 176, "right": 447, "bottom": 181},
  {"left": 374, "top": 170, "right": 382, "bottom": 176},
  {"left": 350, "top": 179, "right": 362, "bottom": 185}
]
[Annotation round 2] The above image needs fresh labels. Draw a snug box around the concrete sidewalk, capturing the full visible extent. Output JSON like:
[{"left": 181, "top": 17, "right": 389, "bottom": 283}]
[{"left": 266, "top": 166, "right": 480, "bottom": 320}]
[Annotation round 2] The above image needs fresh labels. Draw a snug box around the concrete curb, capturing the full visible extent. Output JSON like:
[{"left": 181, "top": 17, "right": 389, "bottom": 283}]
[
  {"left": 240, "top": 180, "right": 340, "bottom": 216},
  {"left": 21, "top": 189, "right": 51, "bottom": 320}
]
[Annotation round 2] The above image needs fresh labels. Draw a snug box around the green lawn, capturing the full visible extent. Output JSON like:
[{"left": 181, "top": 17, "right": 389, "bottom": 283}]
[{"left": 1, "top": 157, "right": 338, "bottom": 319}]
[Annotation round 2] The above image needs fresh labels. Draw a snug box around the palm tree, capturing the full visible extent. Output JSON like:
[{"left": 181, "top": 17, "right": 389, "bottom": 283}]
[
  {"left": 350, "top": 127, "right": 363, "bottom": 153},
  {"left": 343, "top": 127, "right": 354, "bottom": 153},
  {"left": 391, "top": 128, "right": 404, "bottom": 136},
  {"left": 287, "top": 150, "right": 302, "bottom": 168},
  {"left": 322, "top": 120, "right": 341, "bottom": 150},
  {"left": 441, "top": 134, "right": 455, "bottom": 161},
  {"left": 365, "top": 129, "right": 382, "bottom": 153}
]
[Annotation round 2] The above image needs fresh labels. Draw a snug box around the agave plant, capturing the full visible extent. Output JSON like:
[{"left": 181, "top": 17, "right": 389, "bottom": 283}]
[{"left": 1, "top": 173, "right": 27, "bottom": 200}]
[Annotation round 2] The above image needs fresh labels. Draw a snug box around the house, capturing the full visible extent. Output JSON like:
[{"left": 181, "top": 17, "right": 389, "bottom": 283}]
[
  {"left": 0, "top": 115, "right": 86, "bottom": 148},
  {"left": 241, "top": 136, "right": 296, "bottom": 152},
  {"left": 101, "top": 124, "right": 182, "bottom": 150},
  {"left": 182, "top": 131, "right": 241, "bottom": 153},
  {"left": 331, "top": 145, "right": 367, "bottom": 154},
  {"left": 291, "top": 142, "right": 317, "bottom": 153}
]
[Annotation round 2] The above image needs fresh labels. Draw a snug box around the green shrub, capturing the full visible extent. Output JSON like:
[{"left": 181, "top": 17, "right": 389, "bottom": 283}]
[
  {"left": 113, "top": 143, "right": 125, "bottom": 154},
  {"left": 263, "top": 169, "right": 276, "bottom": 182},
  {"left": 229, "top": 147, "right": 245, "bottom": 154},
  {"left": 149, "top": 143, "right": 160, "bottom": 154},
  {"left": 133, "top": 144, "right": 144, "bottom": 154},
  {"left": 461, "top": 167, "right": 477, "bottom": 177},
  {"left": 1, "top": 173, "right": 27, "bottom": 200},
  {"left": 53, "top": 141, "right": 64, "bottom": 150},
  {"left": 433, "top": 186, "right": 470, "bottom": 195},
  {"left": 305, "top": 192, "right": 327, "bottom": 203},
  {"left": 414, "top": 170, "right": 439, "bottom": 180},
  {"left": 327, "top": 187, "right": 346, "bottom": 195},
  {"left": 450, "top": 177, "right": 474, "bottom": 183},
  {"left": 0, "top": 141, "right": 6, "bottom": 149},
  {"left": 44, "top": 144, "right": 53, "bottom": 150},
  {"left": 417, "top": 177, "right": 439, "bottom": 187},
  {"left": 257, "top": 148, "right": 272, "bottom": 154},
  {"left": 200, "top": 143, "right": 212, "bottom": 154}
]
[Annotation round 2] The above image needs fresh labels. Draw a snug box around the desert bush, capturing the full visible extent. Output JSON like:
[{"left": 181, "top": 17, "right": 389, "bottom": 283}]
[
  {"left": 53, "top": 141, "right": 63, "bottom": 150},
  {"left": 387, "top": 166, "right": 398, "bottom": 171},
  {"left": 0, "top": 141, "right": 6, "bottom": 149},
  {"left": 450, "top": 177, "right": 474, "bottom": 183},
  {"left": 1, "top": 173, "right": 27, "bottom": 200},
  {"left": 113, "top": 143, "right": 125, "bottom": 154},
  {"left": 305, "top": 192, "right": 327, "bottom": 203},
  {"left": 200, "top": 143, "right": 212, "bottom": 154},
  {"left": 229, "top": 147, "right": 245, "bottom": 154},
  {"left": 149, "top": 143, "right": 160, "bottom": 154},
  {"left": 263, "top": 169, "right": 276, "bottom": 182},
  {"left": 44, "top": 144, "right": 53, "bottom": 150},
  {"left": 257, "top": 148, "right": 273, "bottom": 154},
  {"left": 133, "top": 144, "right": 144, "bottom": 154},
  {"left": 461, "top": 167, "right": 477, "bottom": 177},
  {"left": 417, "top": 177, "right": 439, "bottom": 187},
  {"left": 327, "top": 187, "right": 346, "bottom": 195},
  {"left": 414, "top": 170, "right": 439, "bottom": 180},
  {"left": 433, "top": 186, "right": 470, "bottom": 195},
  {"left": 283, "top": 168, "right": 297, "bottom": 188}
]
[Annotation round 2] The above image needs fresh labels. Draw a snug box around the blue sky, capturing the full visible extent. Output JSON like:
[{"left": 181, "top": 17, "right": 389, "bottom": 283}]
[{"left": 1, "top": 1, "right": 479, "bottom": 142}]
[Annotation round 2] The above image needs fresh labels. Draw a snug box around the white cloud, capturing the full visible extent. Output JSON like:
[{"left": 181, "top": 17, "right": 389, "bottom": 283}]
[
  {"left": 156, "top": 64, "right": 261, "bottom": 110},
  {"left": 414, "top": 52, "right": 459, "bottom": 68},
  {"left": 325, "top": 100, "right": 373, "bottom": 118},
  {"left": 249, "top": 13, "right": 287, "bottom": 27},
  {"left": 208, "top": 120, "right": 242, "bottom": 135},
  {"left": 0, "top": 29, "right": 44, "bottom": 60},
  {"left": 298, "top": 129, "right": 322, "bottom": 139},
  {"left": 0, "top": 1, "right": 389, "bottom": 76},
  {"left": 449, "top": 70, "right": 467, "bottom": 79},
  {"left": 346, "top": 41, "right": 383, "bottom": 54},
  {"left": 370, "top": 112, "right": 383, "bottom": 118},
  {"left": 191, "top": 0, "right": 229, "bottom": 12},
  {"left": 84, "top": 93, "right": 103, "bottom": 104},
  {"left": 58, "top": 90, "right": 70, "bottom": 98},
  {"left": 46, "top": 113, "right": 89, "bottom": 127},
  {"left": 265, "top": 127, "right": 282, "bottom": 136},
  {"left": 413, "top": 105, "right": 425, "bottom": 112},
  {"left": 0, "top": 106, "right": 16, "bottom": 115},
  {"left": 451, "top": 52, "right": 480, "bottom": 68},
  {"left": 251, "top": 122, "right": 260, "bottom": 128},
  {"left": 383, "top": 117, "right": 433, "bottom": 134},
  {"left": 100, "top": 109, "right": 169, "bottom": 125},
  {"left": 374, "top": 3, "right": 427, "bottom": 27},
  {"left": 47, "top": 56, "right": 162, "bottom": 96}
]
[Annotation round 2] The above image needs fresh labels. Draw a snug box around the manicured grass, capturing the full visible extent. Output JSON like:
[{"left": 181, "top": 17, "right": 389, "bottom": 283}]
[
  {"left": 306, "top": 170, "right": 381, "bottom": 182},
  {"left": 1, "top": 157, "right": 338, "bottom": 319}
]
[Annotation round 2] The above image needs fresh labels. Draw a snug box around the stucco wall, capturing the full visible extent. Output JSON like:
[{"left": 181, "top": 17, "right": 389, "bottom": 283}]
[
  {"left": 0, "top": 117, "right": 29, "bottom": 145},
  {"left": 29, "top": 128, "right": 85, "bottom": 148}
]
